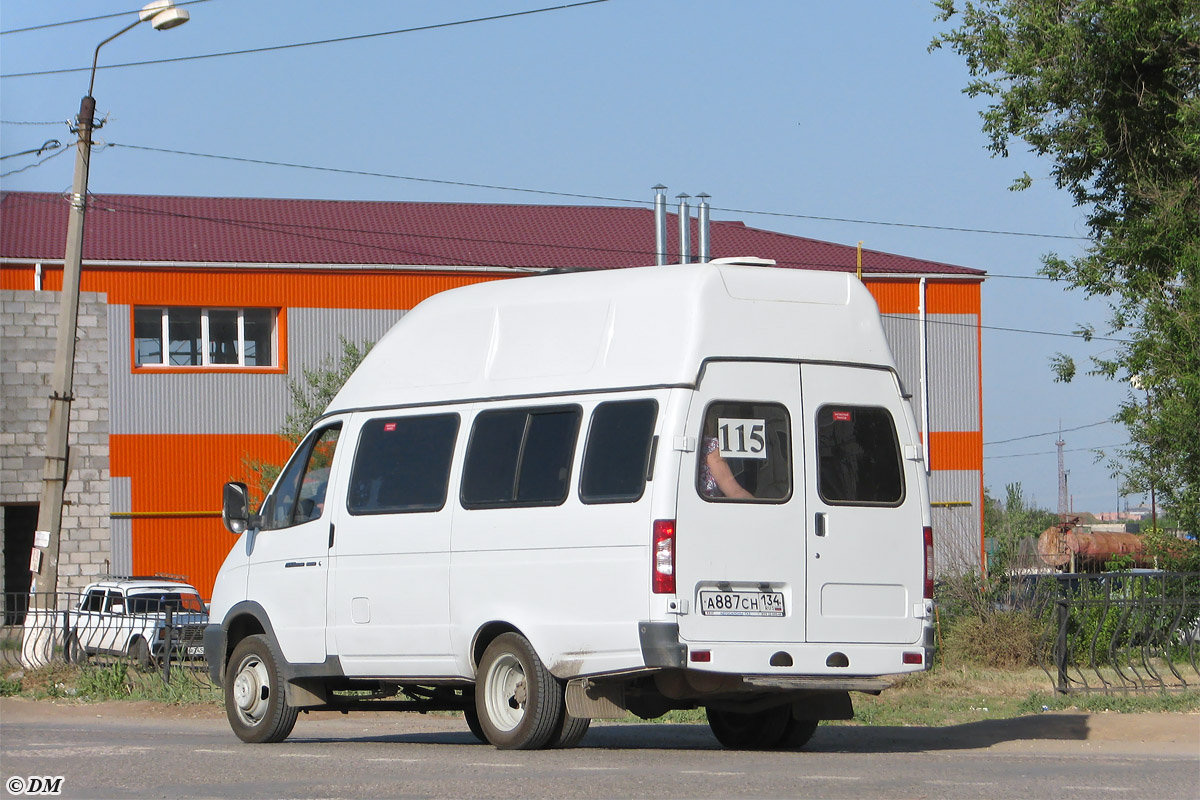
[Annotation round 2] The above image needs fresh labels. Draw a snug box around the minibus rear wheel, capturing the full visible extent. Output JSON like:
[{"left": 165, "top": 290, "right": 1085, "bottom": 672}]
[
  {"left": 778, "top": 717, "right": 819, "bottom": 749},
  {"left": 225, "top": 634, "right": 298, "bottom": 744},
  {"left": 475, "top": 632, "right": 563, "bottom": 750},
  {"left": 463, "top": 705, "right": 487, "bottom": 743},
  {"left": 706, "top": 704, "right": 791, "bottom": 749}
]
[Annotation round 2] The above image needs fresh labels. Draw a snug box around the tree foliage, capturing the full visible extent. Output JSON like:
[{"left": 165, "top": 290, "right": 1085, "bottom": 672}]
[
  {"left": 932, "top": 0, "right": 1200, "bottom": 534},
  {"left": 243, "top": 336, "right": 372, "bottom": 500},
  {"left": 985, "top": 483, "right": 1059, "bottom": 576}
]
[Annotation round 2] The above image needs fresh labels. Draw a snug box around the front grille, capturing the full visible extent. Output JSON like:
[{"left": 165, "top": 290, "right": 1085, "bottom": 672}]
[{"left": 174, "top": 623, "right": 206, "bottom": 646}]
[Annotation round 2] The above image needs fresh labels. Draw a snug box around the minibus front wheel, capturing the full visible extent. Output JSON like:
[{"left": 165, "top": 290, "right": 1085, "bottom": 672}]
[
  {"left": 475, "top": 632, "right": 564, "bottom": 750},
  {"left": 225, "top": 634, "right": 298, "bottom": 743}
]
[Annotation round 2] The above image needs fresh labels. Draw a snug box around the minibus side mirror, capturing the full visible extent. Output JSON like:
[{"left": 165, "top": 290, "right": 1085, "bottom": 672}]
[{"left": 222, "top": 481, "right": 258, "bottom": 534}]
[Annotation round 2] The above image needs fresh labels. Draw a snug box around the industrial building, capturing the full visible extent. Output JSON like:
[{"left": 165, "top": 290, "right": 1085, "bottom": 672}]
[{"left": 1, "top": 190, "right": 985, "bottom": 597}]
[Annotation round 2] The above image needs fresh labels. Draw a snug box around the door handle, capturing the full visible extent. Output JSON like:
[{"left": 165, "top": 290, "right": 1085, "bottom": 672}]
[
  {"left": 328, "top": 523, "right": 336, "bottom": 549},
  {"left": 815, "top": 512, "right": 827, "bottom": 537}
]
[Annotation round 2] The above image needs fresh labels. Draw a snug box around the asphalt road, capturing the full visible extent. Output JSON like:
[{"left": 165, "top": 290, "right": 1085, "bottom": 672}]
[{"left": 1, "top": 700, "right": 1197, "bottom": 799}]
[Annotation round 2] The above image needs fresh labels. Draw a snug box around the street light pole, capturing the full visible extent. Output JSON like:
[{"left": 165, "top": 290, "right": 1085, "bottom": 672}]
[{"left": 28, "top": 2, "right": 190, "bottom": 618}]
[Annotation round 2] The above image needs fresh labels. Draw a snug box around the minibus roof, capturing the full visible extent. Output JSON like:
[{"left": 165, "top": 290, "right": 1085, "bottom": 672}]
[{"left": 328, "top": 262, "right": 896, "bottom": 412}]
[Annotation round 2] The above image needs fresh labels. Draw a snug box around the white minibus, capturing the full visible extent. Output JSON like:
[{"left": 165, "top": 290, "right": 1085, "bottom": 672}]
[{"left": 205, "top": 260, "right": 935, "bottom": 750}]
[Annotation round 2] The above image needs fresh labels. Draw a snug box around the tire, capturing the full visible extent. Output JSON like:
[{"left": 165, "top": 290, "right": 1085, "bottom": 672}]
[
  {"left": 64, "top": 633, "right": 88, "bottom": 665},
  {"left": 224, "top": 634, "right": 298, "bottom": 744},
  {"left": 475, "top": 632, "right": 563, "bottom": 750},
  {"left": 706, "top": 705, "right": 791, "bottom": 750},
  {"left": 463, "top": 706, "right": 487, "bottom": 743},
  {"left": 547, "top": 712, "right": 591, "bottom": 749},
  {"left": 778, "top": 717, "right": 819, "bottom": 750},
  {"left": 128, "top": 638, "right": 152, "bottom": 672}
]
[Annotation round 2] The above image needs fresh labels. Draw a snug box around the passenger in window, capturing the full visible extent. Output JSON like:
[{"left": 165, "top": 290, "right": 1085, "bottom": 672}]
[
  {"left": 700, "top": 418, "right": 753, "bottom": 499},
  {"left": 296, "top": 467, "right": 330, "bottom": 523}
]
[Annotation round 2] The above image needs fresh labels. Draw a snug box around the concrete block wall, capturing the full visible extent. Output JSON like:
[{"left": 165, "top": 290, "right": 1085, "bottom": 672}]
[{"left": 1, "top": 289, "right": 111, "bottom": 593}]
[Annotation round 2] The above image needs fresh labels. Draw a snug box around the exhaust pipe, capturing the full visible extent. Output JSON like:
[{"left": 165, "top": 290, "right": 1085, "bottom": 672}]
[
  {"left": 697, "top": 193, "right": 710, "bottom": 262},
  {"left": 653, "top": 185, "right": 668, "bottom": 266},
  {"left": 677, "top": 194, "right": 691, "bottom": 264}
]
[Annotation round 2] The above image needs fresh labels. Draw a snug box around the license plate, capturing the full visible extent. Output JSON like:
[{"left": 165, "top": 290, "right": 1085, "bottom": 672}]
[
  {"left": 186, "top": 645, "right": 205, "bottom": 657},
  {"left": 699, "top": 590, "right": 785, "bottom": 617}
]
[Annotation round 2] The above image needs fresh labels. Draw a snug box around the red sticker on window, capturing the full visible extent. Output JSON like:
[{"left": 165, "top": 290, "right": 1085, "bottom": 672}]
[
  {"left": 832, "top": 411, "right": 852, "bottom": 422},
  {"left": 383, "top": 422, "right": 397, "bottom": 432}
]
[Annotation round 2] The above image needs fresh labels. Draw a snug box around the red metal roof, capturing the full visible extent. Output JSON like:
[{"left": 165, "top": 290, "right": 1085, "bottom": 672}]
[{"left": 0, "top": 191, "right": 983, "bottom": 276}]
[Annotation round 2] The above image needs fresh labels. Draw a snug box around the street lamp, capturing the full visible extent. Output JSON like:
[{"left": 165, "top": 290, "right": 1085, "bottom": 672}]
[{"left": 29, "top": 1, "right": 191, "bottom": 616}]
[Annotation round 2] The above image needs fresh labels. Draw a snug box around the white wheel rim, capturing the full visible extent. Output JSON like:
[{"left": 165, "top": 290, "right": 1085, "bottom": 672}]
[
  {"left": 232, "top": 654, "right": 271, "bottom": 726},
  {"left": 484, "top": 652, "right": 527, "bottom": 733}
]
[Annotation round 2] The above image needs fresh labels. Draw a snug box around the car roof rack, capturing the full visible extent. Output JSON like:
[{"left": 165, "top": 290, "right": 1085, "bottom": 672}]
[{"left": 97, "top": 573, "right": 190, "bottom": 583}]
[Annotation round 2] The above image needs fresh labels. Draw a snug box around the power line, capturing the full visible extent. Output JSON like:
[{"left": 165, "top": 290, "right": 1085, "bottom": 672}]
[
  {"left": 0, "top": 1, "right": 213, "bottom": 35},
  {"left": 1, "top": 140, "right": 63, "bottom": 160},
  {"left": 706, "top": 203, "right": 1088, "bottom": 241},
  {"left": 105, "top": 142, "right": 1088, "bottom": 244},
  {"left": 985, "top": 420, "right": 1114, "bottom": 447},
  {"left": 0, "top": 146, "right": 70, "bottom": 178},
  {"left": 0, "top": 119, "right": 65, "bottom": 126},
  {"left": 0, "top": 0, "right": 613, "bottom": 79},
  {"left": 879, "top": 313, "right": 1130, "bottom": 344},
  {"left": 984, "top": 442, "right": 1129, "bottom": 460}
]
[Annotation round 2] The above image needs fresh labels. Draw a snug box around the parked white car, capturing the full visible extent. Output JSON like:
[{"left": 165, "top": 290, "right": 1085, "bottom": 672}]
[{"left": 71, "top": 577, "right": 208, "bottom": 668}]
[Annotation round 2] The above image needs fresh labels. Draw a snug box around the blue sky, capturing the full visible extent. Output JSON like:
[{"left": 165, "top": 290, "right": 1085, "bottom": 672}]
[{"left": 0, "top": 0, "right": 1137, "bottom": 514}]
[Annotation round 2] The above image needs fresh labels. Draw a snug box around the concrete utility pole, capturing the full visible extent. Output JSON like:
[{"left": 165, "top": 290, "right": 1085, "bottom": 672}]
[
  {"left": 28, "top": 91, "right": 94, "bottom": 600},
  {"left": 24, "top": 1, "right": 190, "bottom": 668}
]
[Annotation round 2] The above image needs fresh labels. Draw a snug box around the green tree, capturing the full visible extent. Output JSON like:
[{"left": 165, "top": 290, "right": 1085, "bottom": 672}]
[
  {"left": 243, "top": 336, "right": 372, "bottom": 500},
  {"left": 931, "top": 0, "right": 1200, "bottom": 535},
  {"left": 984, "top": 483, "right": 1059, "bottom": 576}
]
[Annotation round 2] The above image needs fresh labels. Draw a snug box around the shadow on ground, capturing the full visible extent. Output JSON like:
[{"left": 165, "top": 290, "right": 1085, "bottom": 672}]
[{"left": 292, "top": 715, "right": 1094, "bottom": 753}]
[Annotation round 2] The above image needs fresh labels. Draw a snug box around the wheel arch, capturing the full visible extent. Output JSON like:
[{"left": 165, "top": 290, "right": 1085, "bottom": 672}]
[
  {"left": 470, "top": 621, "right": 522, "bottom": 675},
  {"left": 221, "top": 601, "right": 273, "bottom": 674}
]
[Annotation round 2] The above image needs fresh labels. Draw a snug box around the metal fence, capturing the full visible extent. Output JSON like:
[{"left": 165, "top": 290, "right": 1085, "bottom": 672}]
[
  {"left": 6, "top": 576, "right": 1199, "bottom": 698},
  {"left": 1, "top": 591, "right": 214, "bottom": 687},
  {"left": 1012, "top": 572, "right": 1200, "bottom": 694}
]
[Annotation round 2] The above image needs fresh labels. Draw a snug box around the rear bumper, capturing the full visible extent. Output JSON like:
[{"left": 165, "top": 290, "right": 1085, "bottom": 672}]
[{"left": 642, "top": 620, "right": 935, "bottom": 677}]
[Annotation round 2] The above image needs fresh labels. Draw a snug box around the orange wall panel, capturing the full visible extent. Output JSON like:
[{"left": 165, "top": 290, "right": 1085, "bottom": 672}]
[
  {"left": 928, "top": 431, "right": 983, "bottom": 472},
  {"left": 113, "top": 433, "right": 297, "bottom": 597},
  {"left": 19, "top": 265, "right": 506, "bottom": 310},
  {"left": 926, "top": 281, "right": 981, "bottom": 315},
  {"left": 131, "top": 518, "right": 237, "bottom": 599},
  {"left": 864, "top": 280, "right": 918, "bottom": 314},
  {"left": 1, "top": 265, "right": 33, "bottom": 290},
  {"left": 111, "top": 433, "right": 294, "bottom": 511}
]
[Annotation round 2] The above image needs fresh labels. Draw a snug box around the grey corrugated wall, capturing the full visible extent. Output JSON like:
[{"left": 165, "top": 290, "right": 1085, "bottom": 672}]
[
  {"left": 109, "top": 476, "right": 132, "bottom": 575},
  {"left": 109, "top": 306, "right": 404, "bottom": 435}
]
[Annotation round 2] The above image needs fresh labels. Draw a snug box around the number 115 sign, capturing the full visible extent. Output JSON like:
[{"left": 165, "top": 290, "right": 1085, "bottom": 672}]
[{"left": 717, "top": 418, "right": 768, "bottom": 459}]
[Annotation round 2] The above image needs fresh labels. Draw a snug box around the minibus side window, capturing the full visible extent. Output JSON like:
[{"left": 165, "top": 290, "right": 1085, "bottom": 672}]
[
  {"left": 259, "top": 424, "right": 342, "bottom": 530},
  {"left": 580, "top": 399, "right": 658, "bottom": 504},
  {"left": 461, "top": 406, "right": 582, "bottom": 508},
  {"left": 697, "top": 402, "right": 792, "bottom": 503},
  {"left": 816, "top": 405, "right": 905, "bottom": 506},
  {"left": 347, "top": 414, "right": 460, "bottom": 515}
]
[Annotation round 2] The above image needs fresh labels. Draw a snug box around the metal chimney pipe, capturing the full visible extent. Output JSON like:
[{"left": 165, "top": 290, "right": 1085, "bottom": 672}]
[
  {"left": 677, "top": 193, "right": 691, "bottom": 264},
  {"left": 697, "top": 193, "right": 711, "bottom": 262},
  {"left": 652, "top": 185, "right": 668, "bottom": 266}
]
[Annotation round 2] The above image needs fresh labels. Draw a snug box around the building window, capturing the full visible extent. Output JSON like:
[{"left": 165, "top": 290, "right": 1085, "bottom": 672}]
[{"left": 134, "top": 307, "right": 277, "bottom": 367}]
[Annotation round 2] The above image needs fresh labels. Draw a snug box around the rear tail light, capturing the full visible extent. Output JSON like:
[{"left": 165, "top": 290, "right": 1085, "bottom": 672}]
[
  {"left": 923, "top": 526, "right": 934, "bottom": 600},
  {"left": 652, "top": 519, "right": 675, "bottom": 594}
]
